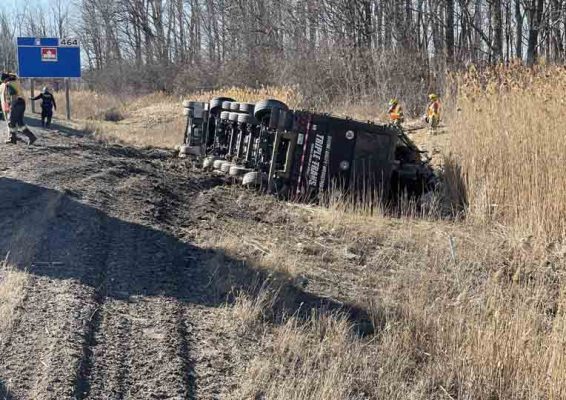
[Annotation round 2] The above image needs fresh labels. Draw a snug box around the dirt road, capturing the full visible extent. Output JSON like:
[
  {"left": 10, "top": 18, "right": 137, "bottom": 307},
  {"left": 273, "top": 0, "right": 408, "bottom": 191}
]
[
  {"left": 0, "top": 120, "right": 249, "bottom": 399},
  {"left": 0, "top": 118, "right": 377, "bottom": 400}
]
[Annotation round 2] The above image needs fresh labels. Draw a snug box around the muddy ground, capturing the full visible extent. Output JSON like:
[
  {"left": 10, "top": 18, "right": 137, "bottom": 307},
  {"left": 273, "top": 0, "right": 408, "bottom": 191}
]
[{"left": 0, "top": 118, "right": 376, "bottom": 399}]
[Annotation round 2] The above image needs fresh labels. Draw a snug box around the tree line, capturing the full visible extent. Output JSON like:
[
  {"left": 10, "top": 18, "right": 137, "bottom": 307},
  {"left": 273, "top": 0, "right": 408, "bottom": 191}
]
[{"left": 0, "top": 1, "right": 565, "bottom": 108}]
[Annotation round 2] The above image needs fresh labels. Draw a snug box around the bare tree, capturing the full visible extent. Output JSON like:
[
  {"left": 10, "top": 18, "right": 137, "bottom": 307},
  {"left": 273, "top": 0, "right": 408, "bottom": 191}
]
[{"left": 1, "top": 0, "right": 565, "bottom": 99}]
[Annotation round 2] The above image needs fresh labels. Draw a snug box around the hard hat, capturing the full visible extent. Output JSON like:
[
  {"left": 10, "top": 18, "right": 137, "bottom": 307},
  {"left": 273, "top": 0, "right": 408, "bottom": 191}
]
[
  {"left": 42, "top": 87, "right": 48, "bottom": 93},
  {"left": 389, "top": 98, "right": 398, "bottom": 106},
  {"left": 429, "top": 93, "right": 438, "bottom": 100},
  {"left": 3, "top": 72, "right": 17, "bottom": 82}
]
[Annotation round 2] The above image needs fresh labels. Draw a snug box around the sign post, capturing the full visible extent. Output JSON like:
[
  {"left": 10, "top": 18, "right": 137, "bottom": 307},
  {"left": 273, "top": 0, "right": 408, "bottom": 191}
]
[
  {"left": 30, "top": 79, "right": 35, "bottom": 114},
  {"left": 65, "top": 79, "right": 71, "bottom": 120},
  {"left": 17, "top": 37, "right": 81, "bottom": 121}
]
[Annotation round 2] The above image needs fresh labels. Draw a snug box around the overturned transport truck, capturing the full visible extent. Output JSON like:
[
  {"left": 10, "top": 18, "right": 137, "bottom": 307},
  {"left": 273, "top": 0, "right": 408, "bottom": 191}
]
[{"left": 179, "top": 97, "right": 436, "bottom": 201}]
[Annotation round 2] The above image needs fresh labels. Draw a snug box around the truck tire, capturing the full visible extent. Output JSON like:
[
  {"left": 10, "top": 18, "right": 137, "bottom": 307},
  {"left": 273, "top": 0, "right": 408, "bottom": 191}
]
[
  {"left": 213, "top": 159, "right": 225, "bottom": 169},
  {"left": 221, "top": 101, "right": 233, "bottom": 111},
  {"left": 220, "top": 111, "right": 230, "bottom": 120},
  {"left": 228, "top": 112, "right": 241, "bottom": 122},
  {"left": 229, "top": 165, "right": 251, "bottom": 177},
  {"left": 239, "top": 103, "right": 255, "bottom": 114},
  {"left": 210, "top": 97, "right": 235, "bottom": 112},
  {"left": 242, "top": 171, "right": 263, "bottom": 186},
  {"left": 179, "top": 144, "right": 201, "bottom": 157},
  {"left": 254, "top": 99, "right": 289, "bottom": 121},
  {"left": 230, "top": 102, "right": 241, "bottom": 111},
  {"left": 220, "top": 161, "right": 233, "bottom": 173},
  {"left": 237, "top": 113, "right": 259, "bottom": 125},
  {"left": 203, "top": 156, "right": 217, "bottom": 170}
]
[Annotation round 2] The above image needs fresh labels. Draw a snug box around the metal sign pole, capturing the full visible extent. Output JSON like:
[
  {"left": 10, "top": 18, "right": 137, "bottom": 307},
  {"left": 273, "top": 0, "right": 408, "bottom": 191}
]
[
  {"left": 65, "top": 78, "right": 71, "bottom": 120},
  {"left": 30, "top": 79, "right": 35, "bottom": 114}
]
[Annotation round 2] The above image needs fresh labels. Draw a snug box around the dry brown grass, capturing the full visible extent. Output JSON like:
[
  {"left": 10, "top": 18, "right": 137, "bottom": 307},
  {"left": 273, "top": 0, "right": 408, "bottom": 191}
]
[
  {"left": 244, "top": 219, "right": 564, "bottom": 399},
  {"left": 325, "top": 101, "right": 390, "bottom": 123},
  {"left": 446, "top": 64, "right": 566, "bottom": 245},
  {"left": 231, "top": 312, "right": 374, "bottom": 400},
  {"left": 62, "top": 87, "right": 302, "bottom": 149},
  {"left": 185, "top": 86, "right": 304, "bottom": 109},
  {"left": 85, "top": 93, "right": 185, "bottom": 148},
  {"left": 30, "top": 74, "right": 566, "bottom": 398},
  {"left": 53, "top": 89, "right": 127, "bottom": 121},
  {"left": 197, "top": 188, "right": 566, "bottom": 399}
]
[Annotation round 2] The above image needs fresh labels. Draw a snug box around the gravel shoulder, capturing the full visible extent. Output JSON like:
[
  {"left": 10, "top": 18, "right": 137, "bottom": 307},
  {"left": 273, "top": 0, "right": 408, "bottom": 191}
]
[
  {"left": 0, "top": 121, "right": 249, "bottom": 399},
  {"left": 0, "top": 118, "right": 438, "bottom": 399}
]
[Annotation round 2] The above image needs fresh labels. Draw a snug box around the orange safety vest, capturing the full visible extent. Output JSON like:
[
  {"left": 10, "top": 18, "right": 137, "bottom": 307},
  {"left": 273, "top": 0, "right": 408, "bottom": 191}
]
[
  {"left": 427, "top": 100, "right": 441, "bottom": 118},
  {"left": 389, "top": 103, "right": 403, "bottom": 121}
]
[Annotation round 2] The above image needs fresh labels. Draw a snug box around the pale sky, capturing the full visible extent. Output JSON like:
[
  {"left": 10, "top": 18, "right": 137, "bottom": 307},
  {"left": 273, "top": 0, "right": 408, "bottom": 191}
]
[
  {"left": 1, "top": 0, "right": 75, "bottom": 14},
  {"left": 2, "top": 0, "right": 50, "bottom": 10}
]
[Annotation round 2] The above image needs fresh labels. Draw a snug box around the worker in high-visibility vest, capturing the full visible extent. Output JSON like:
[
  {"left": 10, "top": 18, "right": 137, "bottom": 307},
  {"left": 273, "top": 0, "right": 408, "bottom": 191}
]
[
  {"left": 388, "top": 98, "right": 404, "bottom": 127},
  {"left": 1, "top": 72, "right": 37, "bottom": 145},
  {"left": 425, "top": 93, "right": 441, "bottom": 132}
]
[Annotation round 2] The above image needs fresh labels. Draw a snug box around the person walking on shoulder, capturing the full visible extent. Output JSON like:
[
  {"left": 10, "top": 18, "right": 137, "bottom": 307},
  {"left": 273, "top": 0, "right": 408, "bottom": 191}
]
[
  {"left": 31, "top": 87, "right": 57, "bottom": 129},
  {"left": 0, "top": 72, "right": 37, "bottom": 145}
]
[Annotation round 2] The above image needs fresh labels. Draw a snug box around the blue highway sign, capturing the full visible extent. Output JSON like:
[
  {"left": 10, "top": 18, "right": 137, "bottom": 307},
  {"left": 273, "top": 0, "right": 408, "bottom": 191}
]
[{"left": 17, "top": 37, "right": 81, "bottom": 78}]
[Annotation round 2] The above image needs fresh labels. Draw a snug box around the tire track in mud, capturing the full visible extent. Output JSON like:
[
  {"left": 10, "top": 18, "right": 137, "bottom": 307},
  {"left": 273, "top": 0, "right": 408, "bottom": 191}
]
[
  {"left": 71, "top": 212, "right": 113, "bottom": 400},
  {"left": 66, "top": 166, "right": 195, "bottom": 398},
  {"left": 0, "top": 130, "right": 230, "bottom": 399},
  {"left": 0, "top": 187, "right": 199, "bottom": 399},
  {"left": 75, "top": 161, "right": 211, "bottom": 399},
  {"left": 84, "top": 217, "right": 198, "bottom": 399},
  {"left": 0, "top": 186, "right": 102, "bottom": 399}
]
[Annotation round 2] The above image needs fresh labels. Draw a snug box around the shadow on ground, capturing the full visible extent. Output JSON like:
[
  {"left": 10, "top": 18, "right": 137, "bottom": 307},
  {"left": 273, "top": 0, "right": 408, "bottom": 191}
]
[
  {"left": 0, "top": 379, "right": 14, "bottom": 400},
  {"left": 0, "top": 177, "right": 374, "bottom": 334},
  {"left": 25, "top": 115, "right": 89, "bottom": 138},
  {"left": 439, "top": 155, "right": 468, "bottom": 217}
]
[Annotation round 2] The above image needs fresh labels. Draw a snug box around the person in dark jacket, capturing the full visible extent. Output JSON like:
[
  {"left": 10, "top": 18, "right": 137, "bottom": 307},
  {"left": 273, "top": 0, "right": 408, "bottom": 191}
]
[{"left": 31, "top": 87, "right": 57, "bottom": 128}]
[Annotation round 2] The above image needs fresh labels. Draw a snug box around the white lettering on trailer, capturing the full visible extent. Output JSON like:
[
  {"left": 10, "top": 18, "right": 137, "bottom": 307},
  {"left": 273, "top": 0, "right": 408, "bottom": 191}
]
[
  {"left": 314, "top": 134, "right": 324, "bottom": 156},
  {"left": 309, "top": 161, "right": 320, "bottom": 186},
  {"left": 308, "top": 134, "right": 325, "bottom": 187},
  {"left": 306, "top": 145, "right": 315, "bottom": 186},
  {"left": 319, "top": 136, "right": 332, "bottom": 191}
]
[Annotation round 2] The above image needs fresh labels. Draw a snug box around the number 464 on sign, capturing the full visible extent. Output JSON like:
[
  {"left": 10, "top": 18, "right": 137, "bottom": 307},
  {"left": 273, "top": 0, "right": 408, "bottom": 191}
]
[{"left": 60, "top": 38, "right": 79, "bottom": 47}]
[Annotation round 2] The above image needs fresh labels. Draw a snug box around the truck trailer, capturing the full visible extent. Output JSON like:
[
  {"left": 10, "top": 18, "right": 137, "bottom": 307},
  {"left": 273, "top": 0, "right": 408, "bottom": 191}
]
[{"left": 179, "top": 97, "right": 436, "bottom": 201}]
